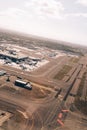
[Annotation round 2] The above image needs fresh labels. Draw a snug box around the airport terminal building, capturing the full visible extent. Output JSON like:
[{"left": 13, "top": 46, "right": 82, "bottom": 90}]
[{"left": 0, "top": 51, "right": 28, "bottom": 62}]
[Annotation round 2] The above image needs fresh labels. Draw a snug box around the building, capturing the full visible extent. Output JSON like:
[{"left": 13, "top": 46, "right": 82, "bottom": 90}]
[
  {"left": 0, "top": 70, "right": 6, "bottom": 76},
  {"left": 15, "top": 80, "right": 32, "bottom": 90},
  {"left": 29, "top": 56, "right": 41, "bottom": 62},
  {"left": 0, "top": 51, "right": 28, "bottom": 62}
]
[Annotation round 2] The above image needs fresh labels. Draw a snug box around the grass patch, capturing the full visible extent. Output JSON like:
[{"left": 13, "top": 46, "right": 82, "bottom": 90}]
[
  {"left": 54, "top": 65, "right": 72, "bottom": 80},
  {"left": 75, "top": 72, "right": 87, "bottom": 115},
  {"left": 69, "top": 57, "right": 80, "bottom": 63},
  {"left": 76, "top": 72, "right": 86, "bottom": 97}
]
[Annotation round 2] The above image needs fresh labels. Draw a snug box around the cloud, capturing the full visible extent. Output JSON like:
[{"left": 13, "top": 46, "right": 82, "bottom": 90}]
[
  {"left": 66, "top": 13, "right": 87, "bottom": 18},
  {"left": 0, "top": 0, "right": 65, "bottom": 20},
  {"left": 0, "top": 8, "right": 27, "bottom": 17},
  {"left": 76, "top": 0, "right": 87, "bottom": 6},
  {"left": 24, "top": 0, "right": 64, "bottom": 19}
]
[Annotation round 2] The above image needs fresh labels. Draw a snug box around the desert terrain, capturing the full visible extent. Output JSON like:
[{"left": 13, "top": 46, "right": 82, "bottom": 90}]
[{"left": 0, "top": 30, "right": 87, "bottom": 130}]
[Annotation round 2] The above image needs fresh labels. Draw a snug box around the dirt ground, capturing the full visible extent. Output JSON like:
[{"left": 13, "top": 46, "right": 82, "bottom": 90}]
[{"left": 0, "top": 53, "right": 87, "bottom": 130}]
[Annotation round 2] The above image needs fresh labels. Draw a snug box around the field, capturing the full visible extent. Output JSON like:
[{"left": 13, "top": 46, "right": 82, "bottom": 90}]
[
  {"left": 69, "top": 57, "right": 80, "bottom": 63},
  {"left": 54, "top": 65, "right": 72, "bottom": 80},
  {"left": 75, "top": 71, "right": 87, "bottom": 114}
]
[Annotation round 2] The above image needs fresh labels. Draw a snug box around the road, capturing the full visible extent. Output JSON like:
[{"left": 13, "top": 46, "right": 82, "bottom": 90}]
[{"left": 0, "top": 56, "right": 69, "bottom": 88}]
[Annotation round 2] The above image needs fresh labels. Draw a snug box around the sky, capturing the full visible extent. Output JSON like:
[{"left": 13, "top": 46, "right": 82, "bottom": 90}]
[{"left": 0, "top": 0, "right": 87, "bottom": 46}]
